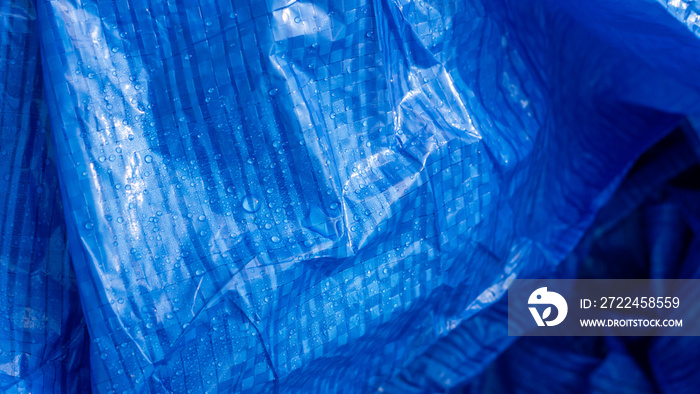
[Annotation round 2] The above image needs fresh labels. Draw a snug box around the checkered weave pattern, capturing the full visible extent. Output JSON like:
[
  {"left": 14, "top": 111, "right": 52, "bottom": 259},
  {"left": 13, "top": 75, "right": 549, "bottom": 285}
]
[
  {"left": 2, "top": 0, "right": 700, "bottom": 391},
  {"left": 35, "top": 0, "right": 505, "bottom": 391},
  {"left": 0, "top": 0, "right": 90, "bottom": 391}
]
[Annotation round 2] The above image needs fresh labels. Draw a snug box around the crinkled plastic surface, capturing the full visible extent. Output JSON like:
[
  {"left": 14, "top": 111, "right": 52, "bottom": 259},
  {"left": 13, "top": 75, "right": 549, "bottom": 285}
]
[
  {"left": 458, "top": 128, "right": 700, "bottom": 394},
  {"left": 2, "top": 0, "right": 700, "bottom": 392},
  {"left": 0, "top": 2, "right": 89, "bottom": 391}
]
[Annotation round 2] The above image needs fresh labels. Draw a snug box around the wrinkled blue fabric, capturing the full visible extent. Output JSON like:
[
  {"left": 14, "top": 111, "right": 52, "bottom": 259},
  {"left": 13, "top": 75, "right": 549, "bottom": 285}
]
[
  {"left": 457, "top": 128, "right": 700, "bottom": 394},
  {"left": 0, "top": 2, "right": 90, "bottom": 391},
  {"left": 1, "top": 0, "right": 700, "bottom": 392}
]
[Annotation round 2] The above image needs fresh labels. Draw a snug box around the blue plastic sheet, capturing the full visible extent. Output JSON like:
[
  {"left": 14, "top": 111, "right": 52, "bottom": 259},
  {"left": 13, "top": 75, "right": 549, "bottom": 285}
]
[
  {"left": 0, "top": 2, "right": 89, "bottom": 391},
  {"left": 2, "top": 0, "right": 700, "bottom": 392},
  {"left": 457, "top": 128, "right": 700, "bottom": 394}
]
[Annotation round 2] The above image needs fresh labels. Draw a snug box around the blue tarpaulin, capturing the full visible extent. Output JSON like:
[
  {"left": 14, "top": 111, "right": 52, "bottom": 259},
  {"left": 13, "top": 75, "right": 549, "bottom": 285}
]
[{"left": 1, "top": 0, "right": 700, "bottom": 392}]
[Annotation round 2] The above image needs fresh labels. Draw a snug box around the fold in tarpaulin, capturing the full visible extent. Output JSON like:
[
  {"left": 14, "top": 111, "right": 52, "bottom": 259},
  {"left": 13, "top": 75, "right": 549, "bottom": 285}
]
[
  {"left": 1, "top": 0, "right": 700, "bottom": 392},
  {"left": 452, "top": 127, "right": 700, "bottom": 394}
]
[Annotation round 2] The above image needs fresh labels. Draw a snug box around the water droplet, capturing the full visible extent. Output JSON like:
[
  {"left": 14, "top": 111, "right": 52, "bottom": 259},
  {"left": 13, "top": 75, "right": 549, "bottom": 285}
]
[
  {"left": 144, "top": 155, "right": 153, "bottom": 163},
  {"left": 85, "top": 222, "right": 94, "bottom": 230},
  {"left": 294, "top": 16, "right": 301, "bottom": 23},
  {"left": 198, "top": 215, "right": 206, "bottom": 222},
  {"left": 226, "top": 186, "right": 235, "bottom": 194},
  {"left": 100, "top": 353, "right": 108, "bottom": 360},
  {"left": 241, "top": 194, "right": 261, "bottom": 213},
  {"left": 268, "top": 88, "right": 278, "bottom": 96},
  {"left": 271, "top": 236, "right": 280, "bottom": 243},
  {"left": 304, "top": 206, "right": 341, "bottom": 238},
  {"left": 329, "top": 202, "right": 339, "bottom": 210}
]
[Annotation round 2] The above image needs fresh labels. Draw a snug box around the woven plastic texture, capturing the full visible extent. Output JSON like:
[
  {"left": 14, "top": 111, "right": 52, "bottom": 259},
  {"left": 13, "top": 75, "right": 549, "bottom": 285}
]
[
  {"left": 458, "top": 128, "right": 700, "bottom": 394},
  {"left": 0, "top": 1, "right": 90, "bottom": 391},
  {"left": 2, "top": 0, "right": 700, "bottom": 392}
]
